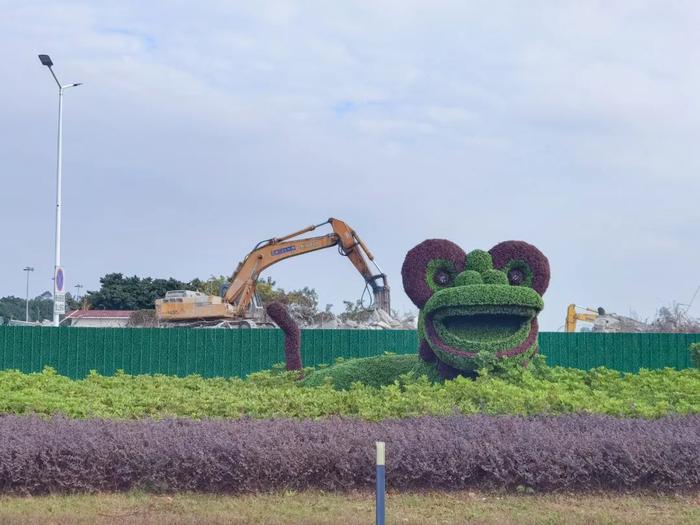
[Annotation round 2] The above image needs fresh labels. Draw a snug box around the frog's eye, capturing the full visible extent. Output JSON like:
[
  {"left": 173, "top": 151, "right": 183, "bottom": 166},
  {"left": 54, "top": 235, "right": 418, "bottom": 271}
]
[
  {"left": 402, "top": 239, "right": 466, "bottom": 307},
  {"left": 507, "top": 268, "right": 525, "bottom": 285},
  {"left": 427, "top": 259, "right": 457, "bottom": 291},
  {"left": 503, "top": 261, "right": 533, "bottom": 287},
  {"left": 490, "top": 240, "right": 550, "bottom": 295},
  {"left": 434, "top": 268, "right": 452, "bottom": 286}
]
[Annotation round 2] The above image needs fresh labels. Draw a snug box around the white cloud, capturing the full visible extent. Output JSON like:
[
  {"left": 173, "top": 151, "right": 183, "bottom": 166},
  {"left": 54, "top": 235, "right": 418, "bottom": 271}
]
[{"left": 1, "top": 1, "right": 699, "bottom": 326}]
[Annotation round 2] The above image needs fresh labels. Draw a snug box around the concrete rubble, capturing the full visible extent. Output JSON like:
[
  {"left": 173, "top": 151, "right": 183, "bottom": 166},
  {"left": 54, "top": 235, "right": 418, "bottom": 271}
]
[{"left": 301, "top": 308, "right": 417, "bottom": 330}]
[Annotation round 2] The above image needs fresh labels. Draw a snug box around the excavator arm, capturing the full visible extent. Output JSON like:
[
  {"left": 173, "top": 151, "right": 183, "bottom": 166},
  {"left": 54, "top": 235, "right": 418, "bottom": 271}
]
[
  {"left": 325, "top": 218, "right": 390, "bottom": 308},
  {"left": 223, "top": 218, "right": 390, "bottom": 317},
  {"left": 565, "top": 304, "right": 604, "bottom": 332}
]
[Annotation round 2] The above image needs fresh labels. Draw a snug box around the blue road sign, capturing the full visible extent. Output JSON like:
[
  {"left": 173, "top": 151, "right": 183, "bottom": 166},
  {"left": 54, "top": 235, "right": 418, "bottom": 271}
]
[{"left": 56, "top": 267, "right": 65, "bottom": 293}]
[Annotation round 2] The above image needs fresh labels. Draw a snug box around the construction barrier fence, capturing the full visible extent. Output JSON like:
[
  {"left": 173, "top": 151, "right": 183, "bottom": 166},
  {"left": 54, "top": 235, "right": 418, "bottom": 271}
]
[{"left": 0, "top": 326, "right": 697, "bottom": 379}]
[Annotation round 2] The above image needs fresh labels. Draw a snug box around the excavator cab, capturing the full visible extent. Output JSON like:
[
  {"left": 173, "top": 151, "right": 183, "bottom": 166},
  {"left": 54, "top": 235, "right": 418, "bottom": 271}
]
[{"left": 219, "top": 284, "right": 266, "bottom": 323}]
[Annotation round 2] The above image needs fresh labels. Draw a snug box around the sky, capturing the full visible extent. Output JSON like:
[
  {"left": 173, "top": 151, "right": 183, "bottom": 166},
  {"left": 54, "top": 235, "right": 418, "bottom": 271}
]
[{"left": 1, "top": 1, "right": 699, "bottom": 330}]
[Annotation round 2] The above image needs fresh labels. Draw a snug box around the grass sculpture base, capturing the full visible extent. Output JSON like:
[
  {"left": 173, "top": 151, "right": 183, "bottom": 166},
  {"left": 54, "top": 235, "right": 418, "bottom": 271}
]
[{"left": 301, "top": 354, "right": 442, "bottom": 389}]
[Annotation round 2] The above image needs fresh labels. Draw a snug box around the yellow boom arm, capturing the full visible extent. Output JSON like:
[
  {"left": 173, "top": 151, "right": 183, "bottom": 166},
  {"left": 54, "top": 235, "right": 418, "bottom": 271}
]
[
  {"left": 223, "top": 218, "right": 390, "bottom": 316},
  {"left": 565, "top": 304, "right": 600, "bottom": 332}
]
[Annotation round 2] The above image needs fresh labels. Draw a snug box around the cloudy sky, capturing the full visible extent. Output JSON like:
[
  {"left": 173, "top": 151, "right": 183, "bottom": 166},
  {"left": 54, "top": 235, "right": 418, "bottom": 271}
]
[{"left": 1, "top": 1, "right": 699, "bottom": 329}]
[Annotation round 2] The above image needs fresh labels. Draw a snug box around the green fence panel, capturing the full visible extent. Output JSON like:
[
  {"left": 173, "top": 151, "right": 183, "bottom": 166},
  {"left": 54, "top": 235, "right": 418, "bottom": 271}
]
[
  {"left": 0, "top": 326, "right": 696, "bottom": 379},
  {"left": 539, "top": 332, "right": 697, "bottom": 371}
]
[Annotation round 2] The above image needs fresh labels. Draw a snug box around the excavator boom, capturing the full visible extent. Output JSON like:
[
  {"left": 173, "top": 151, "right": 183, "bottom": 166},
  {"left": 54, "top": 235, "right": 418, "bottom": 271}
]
[
  {"left": 224, "top": 218, "right": 389, "bottom": 316},
  {"left": 565, "top": 304, "right": 603, "bottom": 332}
]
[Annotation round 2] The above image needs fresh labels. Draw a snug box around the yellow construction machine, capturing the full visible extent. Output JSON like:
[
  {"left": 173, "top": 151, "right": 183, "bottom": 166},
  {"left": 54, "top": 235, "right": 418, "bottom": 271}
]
[
  {"left": 565, "top": 304, "right": 605, "bottom": 332},
  {"left": 565, "top": 304, "right": 646, "bottom": 332},
  {"left": 155, "top": 218, "right": 390, "bottom": 327}
]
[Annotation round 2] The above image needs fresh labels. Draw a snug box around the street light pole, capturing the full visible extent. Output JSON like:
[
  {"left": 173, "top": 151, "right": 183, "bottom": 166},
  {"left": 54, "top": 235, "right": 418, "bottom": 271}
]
[
  {"left": 38, "top": 54, "right": 82, "bottom": 327},
  {"left": 23, "top": 267, "right": 34, "bottom": 322}
]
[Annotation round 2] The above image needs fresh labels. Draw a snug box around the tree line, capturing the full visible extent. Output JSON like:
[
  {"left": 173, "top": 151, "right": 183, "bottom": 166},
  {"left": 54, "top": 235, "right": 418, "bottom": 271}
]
[{"left": 0, "top": 273, "right": 374, "bottom": 324}]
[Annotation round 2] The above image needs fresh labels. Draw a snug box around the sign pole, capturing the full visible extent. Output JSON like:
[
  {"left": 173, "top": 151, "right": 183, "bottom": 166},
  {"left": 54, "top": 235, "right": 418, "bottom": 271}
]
[
  {"left": 376, "top": 441, "right": 385, "bottom": 525},
  {"left": 52, "top": 85, "right": 64, "bottom": 327}
]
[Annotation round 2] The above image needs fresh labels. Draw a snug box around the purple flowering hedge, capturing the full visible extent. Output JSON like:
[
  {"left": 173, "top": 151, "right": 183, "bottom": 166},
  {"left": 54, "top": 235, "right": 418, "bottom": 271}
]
[{"left": 0, "top": 414, "right": 698, "bottom": 494}]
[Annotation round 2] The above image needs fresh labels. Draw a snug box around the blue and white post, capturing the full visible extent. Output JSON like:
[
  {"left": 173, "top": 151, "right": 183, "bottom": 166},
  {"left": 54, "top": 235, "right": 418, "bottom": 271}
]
[{"left": 375, "top": 441, "right": 385, "bottom": 525}]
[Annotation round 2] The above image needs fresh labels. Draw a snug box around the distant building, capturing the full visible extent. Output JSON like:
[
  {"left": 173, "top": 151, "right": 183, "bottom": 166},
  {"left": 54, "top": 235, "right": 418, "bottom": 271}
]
[
  {"left": 7, "top": 319, "right": 50, "bottom": 327},
  {"left": 64, "top": 310, "right": 134, "bottom": 328}
]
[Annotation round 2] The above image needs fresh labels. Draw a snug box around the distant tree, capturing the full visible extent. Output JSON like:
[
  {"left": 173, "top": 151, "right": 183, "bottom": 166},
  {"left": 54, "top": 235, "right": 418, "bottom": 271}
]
[
  {"left": 83, "top": 273, "right": 303, "bottom": 311},
  {"left": 60, "top": 272, "right": 374, "bottom": 327},
  {"left": 85, "top": 273, "right": 190, "bottom": 310},
  {"left": 256, "top": 276, "right": 277, "bottom": 304},
  {"left": 127, "top": 310, "right": 157, "bottom": 327},
  {"left": 0, "top": 292, "right": 55, "bottom": 323},
  {"left": 66, "top": 292, "right": 83, "bottom": 311},
  {"left": 312, "top": 303, "right": 336, "bottom": 326},
  {"left": 649, "top": 303, "right": 700, "bottom": 333},
  {"left": 255, "top": 277, "right": 318, "bottom": 308},
  {"left": 0, "top": 296, "right": 26, "bottom": 323},
  {"left": 192, "top": 275, "right": 230, "bottom": 297},
  {"left": 339, "top": 299, "right": 374, "bottom": 323}
]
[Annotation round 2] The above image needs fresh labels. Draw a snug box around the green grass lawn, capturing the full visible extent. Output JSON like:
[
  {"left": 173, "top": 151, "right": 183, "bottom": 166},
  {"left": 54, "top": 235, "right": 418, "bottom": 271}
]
[{"left": 0, "top": 490, "right": 697, "bottom": 525}]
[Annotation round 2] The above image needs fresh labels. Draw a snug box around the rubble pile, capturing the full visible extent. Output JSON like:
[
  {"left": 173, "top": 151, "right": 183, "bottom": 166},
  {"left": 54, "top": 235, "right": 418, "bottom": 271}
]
[
  {"left": 285, "top": 307, "right": 416, "bottom": 330},
  {"left": 591, "top": 314, "right": 650, "bottom": 333}
]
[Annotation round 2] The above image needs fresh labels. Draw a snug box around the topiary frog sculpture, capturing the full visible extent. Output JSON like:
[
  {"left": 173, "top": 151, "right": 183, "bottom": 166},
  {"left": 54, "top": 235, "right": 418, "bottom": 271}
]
[
  {"left": 268, "top": 239, "right": 550, "bottom": 387},
  {"left": 402, "top": 239, "right": 549, "bottom": 379}
]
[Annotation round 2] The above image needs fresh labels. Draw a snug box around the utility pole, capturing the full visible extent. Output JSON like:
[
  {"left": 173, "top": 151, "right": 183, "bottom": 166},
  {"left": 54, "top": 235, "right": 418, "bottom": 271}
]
[
  {"left": 74, "top": 283, "right": 83, "bottom": 301},
  {"left": 38, "top": 54, "right": 82, "bottom": 327},
  {"left": 23, "top": 267, "right": 34, "bottom": 322}
]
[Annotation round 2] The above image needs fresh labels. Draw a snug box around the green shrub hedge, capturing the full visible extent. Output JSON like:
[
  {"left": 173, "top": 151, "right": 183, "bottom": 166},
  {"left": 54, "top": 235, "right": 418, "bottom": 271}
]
[{"left": 0, "top": 365, "right": 697, "bottom": 420}]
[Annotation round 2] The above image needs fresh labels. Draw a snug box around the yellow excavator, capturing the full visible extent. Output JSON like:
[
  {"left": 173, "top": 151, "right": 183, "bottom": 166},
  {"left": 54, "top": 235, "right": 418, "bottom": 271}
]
[
  {"left": 566, "top": 304, "right": 650, "bottom": 333},
  {"left": 155, "top": 218, "right": 390, "bottom": 327},
  {"left": 565, "top": 304, "right": 605, "bottom": 332}
]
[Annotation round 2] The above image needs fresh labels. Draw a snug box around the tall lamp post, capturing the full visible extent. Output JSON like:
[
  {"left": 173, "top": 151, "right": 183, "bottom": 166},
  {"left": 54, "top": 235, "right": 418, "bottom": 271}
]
[
  {"left": 38, "top": 54, "right": 82, "bottom": 327},
  {"left": 23, "top": 267, "right": 34, "bottom": 322}
]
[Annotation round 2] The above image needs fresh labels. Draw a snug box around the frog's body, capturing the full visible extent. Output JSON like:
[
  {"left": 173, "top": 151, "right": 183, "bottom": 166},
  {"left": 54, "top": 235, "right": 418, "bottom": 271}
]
[
  {"left": 268, "top": 239, "right": 550, "bottom": 388},
  {"left": 302, "top": 353, "right": 437, "bottom": 389}
]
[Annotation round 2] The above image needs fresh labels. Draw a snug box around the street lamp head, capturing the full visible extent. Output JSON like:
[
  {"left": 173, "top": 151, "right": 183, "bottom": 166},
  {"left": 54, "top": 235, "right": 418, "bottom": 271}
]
[
  {"left": 23, "top": 266, "right": 35, "bottom": 272},
  {"left": 38, "top": 54, "right": 53, "bottom": 67}
]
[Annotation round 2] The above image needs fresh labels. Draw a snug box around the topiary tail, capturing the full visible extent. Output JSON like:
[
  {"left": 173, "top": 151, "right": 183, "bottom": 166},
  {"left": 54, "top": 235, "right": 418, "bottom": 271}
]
[{"left": 266, "top": 301, "right": 303, "bottom": 373}]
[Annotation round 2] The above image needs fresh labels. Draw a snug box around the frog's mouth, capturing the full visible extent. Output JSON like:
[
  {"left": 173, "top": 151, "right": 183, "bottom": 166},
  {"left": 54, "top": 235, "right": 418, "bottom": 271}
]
[{"left": 425, "top": 305, "right": 539, "bottom": 358}]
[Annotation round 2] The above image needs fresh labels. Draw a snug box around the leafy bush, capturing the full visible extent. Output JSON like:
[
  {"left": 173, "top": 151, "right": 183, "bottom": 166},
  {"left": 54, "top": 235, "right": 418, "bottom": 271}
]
[
  {"left": 0, "top": 366, "right": 698, "bottom": 420},
  {"left": 0, "top": 414, "right": 697, "bottom": 494}
]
